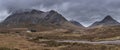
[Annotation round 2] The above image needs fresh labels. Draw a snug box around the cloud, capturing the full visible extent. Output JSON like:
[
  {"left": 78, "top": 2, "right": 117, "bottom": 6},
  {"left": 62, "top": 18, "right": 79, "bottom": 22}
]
[
  {"left": 0, "top": 0, "right": 120, "bottom": 26},
  {"left": 0, "top": 10, "right": 10, "bottom": 22}
]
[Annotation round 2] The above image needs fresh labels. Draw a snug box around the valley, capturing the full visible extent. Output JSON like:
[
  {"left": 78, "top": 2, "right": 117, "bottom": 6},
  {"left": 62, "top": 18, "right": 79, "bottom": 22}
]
[{"left": 0, "top": 9, "right": 120, "bottom": 50}]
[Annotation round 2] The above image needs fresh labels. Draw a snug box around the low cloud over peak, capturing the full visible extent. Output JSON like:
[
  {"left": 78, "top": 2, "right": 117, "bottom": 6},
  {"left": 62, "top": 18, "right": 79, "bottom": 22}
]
[{"left": 0, "top": 0, "right": 120, "bottom": 27}]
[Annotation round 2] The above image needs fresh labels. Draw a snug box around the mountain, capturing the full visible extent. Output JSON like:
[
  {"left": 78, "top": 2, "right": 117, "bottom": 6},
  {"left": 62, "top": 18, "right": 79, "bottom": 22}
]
[
  {"left": 1, "top": 10, "right": 67, "bottom": 26},
  {"left": 90, "top": 15, "right": 120, "bottom": 27},
  {"left": 0, "top": 9, "right": 81, "bottom": 31},
  {"left": 69, "top": 20, "right": 84, "bottom": 27}
]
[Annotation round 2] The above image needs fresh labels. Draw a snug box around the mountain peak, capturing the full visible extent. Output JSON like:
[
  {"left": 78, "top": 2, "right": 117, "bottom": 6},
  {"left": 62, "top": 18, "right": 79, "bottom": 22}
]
[
  {"left": 30, "top": 9, "right": 44, "bottom": 14},
  {"left": 90, "top": 15, "right": 120, "bottom": 27},
  {"left": 48, "top": 10, "right": 57, "bottom": 14},
  {"left": 105, "top": 15, "right": 112, "bottom": 19},
  {"left": 11, "top": 9, "right": 44, "bottom": 14},
  {"left": 102, "top": 15, "right": 114, "bottom": 21}
]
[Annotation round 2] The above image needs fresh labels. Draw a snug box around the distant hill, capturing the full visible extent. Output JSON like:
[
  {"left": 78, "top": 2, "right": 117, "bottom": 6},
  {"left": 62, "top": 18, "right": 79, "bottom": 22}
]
[
  {"left": 0, "top": 9, "right": 81, "bottom": 31},
  {"left": 69, "top": 20, "right": 84, "bottom": 27},
  {"left": 90, "top": 15, "right": 120, "bottom": 27}
]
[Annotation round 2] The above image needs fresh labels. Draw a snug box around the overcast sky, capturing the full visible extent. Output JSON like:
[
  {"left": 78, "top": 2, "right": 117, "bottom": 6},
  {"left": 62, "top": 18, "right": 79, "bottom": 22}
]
[{"left": 0, "top": 0, "right": 120, "bottom": 27}]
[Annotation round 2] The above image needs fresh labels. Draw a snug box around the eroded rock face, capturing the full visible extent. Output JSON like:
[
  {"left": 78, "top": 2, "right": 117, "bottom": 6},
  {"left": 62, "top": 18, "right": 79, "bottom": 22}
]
[{"left": 90, "top": 15, "right": 120, "bottom": 27}]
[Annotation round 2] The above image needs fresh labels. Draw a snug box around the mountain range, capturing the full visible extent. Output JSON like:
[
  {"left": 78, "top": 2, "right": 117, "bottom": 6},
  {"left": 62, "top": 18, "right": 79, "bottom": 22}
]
[
  {"left": 0, "top": 9, "right": 120, "bottom": 31},
  {"left": 0, "top": 9, "right": 82, "bottom": 31}
]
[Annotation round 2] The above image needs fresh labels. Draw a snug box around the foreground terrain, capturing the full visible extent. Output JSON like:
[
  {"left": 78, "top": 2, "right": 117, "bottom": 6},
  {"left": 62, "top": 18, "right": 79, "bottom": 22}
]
[{"left": 0, "top": 27, "right": 120, "bottom": 50}]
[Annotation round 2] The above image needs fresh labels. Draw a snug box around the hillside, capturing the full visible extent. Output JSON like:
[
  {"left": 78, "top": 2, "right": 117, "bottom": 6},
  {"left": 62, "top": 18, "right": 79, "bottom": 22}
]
[
  {"left": 90, "top": 15, "right": 120, "bottom": 27},
  {"left": 0, "top": 9, "right": 81, "bottom": 31},
  {"left": 69, "top": 20, "right": 84, "bottom": 27},
  {"left": 82, "top": 25, "right": 120, "bottom": 40}
]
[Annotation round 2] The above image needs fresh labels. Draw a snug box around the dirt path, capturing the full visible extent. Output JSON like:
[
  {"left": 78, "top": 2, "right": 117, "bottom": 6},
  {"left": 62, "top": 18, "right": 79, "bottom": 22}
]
[{"left": 57, "top": 40, "right": 120, "bottom": 45}]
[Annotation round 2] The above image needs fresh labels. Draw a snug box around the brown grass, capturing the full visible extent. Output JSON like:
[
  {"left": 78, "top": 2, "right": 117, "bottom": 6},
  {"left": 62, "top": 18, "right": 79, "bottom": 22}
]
[
  {"left": 0, "top": 34, "right": 49, "bottom": 50},
  {"left": 81, "top": 26, "right": 120, "bottom": 41},
  {"left": 0, "top": 26, "right": 120, "bottom": 50}
]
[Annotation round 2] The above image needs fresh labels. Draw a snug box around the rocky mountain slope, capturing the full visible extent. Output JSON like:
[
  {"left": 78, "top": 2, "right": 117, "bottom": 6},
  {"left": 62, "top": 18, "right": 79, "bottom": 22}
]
[
  {"left": 69, "top": 20, "right": 84, "bottom": 27},
  {"left": 0, "top": 9, "right": 81, "bottom": 31},
  {"left": 90, "top": 15, "right": 120, "bottom": 27}
]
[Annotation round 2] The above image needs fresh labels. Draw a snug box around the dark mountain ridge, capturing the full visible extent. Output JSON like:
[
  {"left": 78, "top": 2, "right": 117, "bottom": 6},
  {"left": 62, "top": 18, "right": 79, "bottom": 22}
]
[
  {"left": 90, "top": 15, "right": 120, "bottom": 27},
  {"left": 69, "top": 20, "right": 84, "bottom": 27},
  {"left": 0, "top": 9, "right": 81, "bottom": 31}
]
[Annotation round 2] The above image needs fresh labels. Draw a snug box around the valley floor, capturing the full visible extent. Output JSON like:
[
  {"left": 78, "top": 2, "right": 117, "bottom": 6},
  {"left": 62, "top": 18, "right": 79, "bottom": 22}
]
[{"left": 0, "top": 32, "right": 120, "bottom": 50}]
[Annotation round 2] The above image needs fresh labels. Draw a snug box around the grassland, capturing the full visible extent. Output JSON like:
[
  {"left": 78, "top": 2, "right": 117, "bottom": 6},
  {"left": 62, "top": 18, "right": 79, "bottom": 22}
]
[
  {"left": 0, "top": 33, "right": 120, "bottom": 50},
  {"left": 0, "top": 26, "right": 120, "bottom": 50}
]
